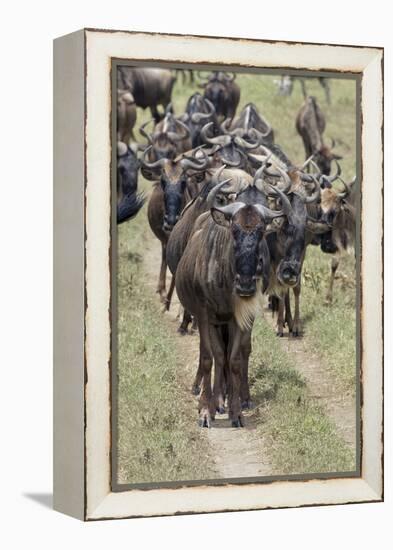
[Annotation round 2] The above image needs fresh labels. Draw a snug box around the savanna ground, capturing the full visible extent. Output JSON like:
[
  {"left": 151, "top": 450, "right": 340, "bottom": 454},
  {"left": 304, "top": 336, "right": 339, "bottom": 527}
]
[{"left": 116, "top": 72, "right": 358, "bottom": 485}]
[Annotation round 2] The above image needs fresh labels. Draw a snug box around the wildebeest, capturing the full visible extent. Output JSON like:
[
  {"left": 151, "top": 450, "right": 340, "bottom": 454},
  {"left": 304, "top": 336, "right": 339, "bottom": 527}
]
[
  {"left": 175, "top": 170, "right": 290, "bottom": 427},
  {"left": 117, "top": 89, "right": 137, "bottom": 144},
  {"left": 316, "top": 171, "right": 357, "bottom": 303},
  {"left": 199, "top": 71, "right": 241, "bottom": 121},
  {"left": 296, "top": 96, "right": 342, "bottom": 175},
  {"left": 276, "top": 76, "right": 331, "bottom": 105},
  {"left": 117, "top": 142, "right": 145, "bottom": 224},
  {"left": 200, "top": 121, "right": 263, "bottom": 174},
  {"left": 139, "top": 110, "right": 192, "bottom": 171},
  {"left": 143, "top": 149, "right": 209, "bottom": 308},
  {"left": 180, "top": 93, "right": 220, "bottom": 148},
  {"left": 118, "top": 67, "right": 176, "bottom": 123},
  {"left": 224, "top": 102, "right": 274, "bottom": 147}
]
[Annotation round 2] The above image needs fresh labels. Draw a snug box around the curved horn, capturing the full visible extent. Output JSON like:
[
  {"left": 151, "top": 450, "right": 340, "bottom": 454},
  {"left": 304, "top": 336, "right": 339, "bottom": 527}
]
[
  {"left": 180, "top": 148, "right": 209, "bottom": 171},
  {"left": 321, "top": 159, "right": 342, "bottom": 185},
  {"left": 253, "top": 203, "right": 285, "bottom": 222},
  {"left": 206, "top": 178, "right": 233, "bottom": 207},
  {"left": 234, "top": 131, "right": 261, "bottom": 150},
  {"left": 190, "top": 98, "right": 215, "bottom": 123},
  {"left": 265, "top": 164, "right": 292, "bottom": 194},
  {"left": 301, "top": 154, "right": 314, "bottom": 170},
  {"left": 249, "top": 125, "right": 271, "bottom": 140},
  {"left": 220, "top": 117, "right": 233, "bottom": 134},
  {"left": 263, "top": 184, "right": 292, "bottom": 216},
  {"left": 141, "top": 146, "right": 168, "bottom": 170},
  {"left": 304, "top": 177, "right": 321, "bottom": 204},
  {"left": 337, "top": 177, "right": 351, "bottom": 199},
  {"left": 223, "top": 72, "right": 236, "bottom": 82},
  {"left": 139, "top": 119, "right": 154, "bottom": 144},
  {"left": 211, "top": 201, "right": 245, "bottom": 223},
  {"left": 201, "top": 122, "right": 232, "bottom": 146}
]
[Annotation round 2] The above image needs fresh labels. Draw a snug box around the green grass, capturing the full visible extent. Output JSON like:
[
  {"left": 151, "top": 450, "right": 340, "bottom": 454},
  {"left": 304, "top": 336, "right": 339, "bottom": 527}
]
[
  {"left": 250, "top": 319, "right": 355, "bottom": 474},
  {"left": 116, "top": 201, "right": 215, "bottom": 484}
]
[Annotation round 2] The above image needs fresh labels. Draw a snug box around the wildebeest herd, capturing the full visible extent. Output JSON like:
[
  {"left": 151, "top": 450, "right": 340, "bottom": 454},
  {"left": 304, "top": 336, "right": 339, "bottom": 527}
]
[{"left": 117, "top": 67, "right": 356, "bottom": 429}]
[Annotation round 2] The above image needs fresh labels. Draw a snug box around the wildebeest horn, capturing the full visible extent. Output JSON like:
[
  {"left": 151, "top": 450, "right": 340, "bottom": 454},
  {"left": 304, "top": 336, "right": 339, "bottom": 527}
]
[
  {"left": 211, "top": 201, "right": 245, "bottom": 222},
  {"left": 201, "top": 122, "right": 232, "bottom": 146},
  {"left": 141, "top": 146, "right": 168, "bottom": 169},
  {"left": 321, "top": 160, "right": 342, "bottom": 185},
  {"left": 304, "top": 177, "right": 321, "bottom": 204},
  {"left": 263, "top": 184, "right": 292, "bottom": 216},
  {"left": 234, "top": 130, "right": 261, "bottom": 150},
  {"left": 180, "top": 147, "right": 209, "bottom": 171},
  {"left": 249, "top": 125, "right": 271, "bottom": 140},
  {"left": 254, "top": 203, "right": 285, "bottom": 222},
  {"left": 337, "top": 176, "right": 352, "bottom": 199},
  {"left": 167, "top": 119, "right": 191, "bottom": 141},
  {"left": 301, "top": 154, "right": 314, "bottom": 170},
  {"left": 223, "top": 72, "right": 236, "bottom": 82},
  {"left": 206, "top": 178, "right": 233, "bottom": 207},
  {"left": 265, "top": 164, "right": 292, "bottom": 194},
  {"left": 220, "top": 147, "right": 245, "bottom": 167},
  {"left": 220, "top": 118, "right": 233, "bottom": 134},
  {"left": 139, "top": 119, "right": 154, "bottom": 144},
  {"left": 190, "top": 99, "right": 215, "bottom": 123}
]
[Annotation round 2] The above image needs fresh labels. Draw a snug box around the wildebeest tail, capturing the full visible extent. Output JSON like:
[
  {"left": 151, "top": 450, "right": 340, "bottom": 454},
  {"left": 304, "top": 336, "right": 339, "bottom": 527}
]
[{"left": 117, "top": 192, "right": 146, "bottom": 224}]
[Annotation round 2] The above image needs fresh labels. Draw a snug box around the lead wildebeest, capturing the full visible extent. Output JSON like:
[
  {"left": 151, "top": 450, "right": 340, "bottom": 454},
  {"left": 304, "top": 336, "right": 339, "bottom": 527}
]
[
  {"left": 117, "top": 142, "right": 145, "bottom": 224},
  {"left": 223, "top": 102, "right": 274, "bottom": 147},
  {"left": 117, "top": 89, "right": 137, "bottom": 144},
  {"left": 175, "top": 173, "right": 290, "bottom": 427},
  {"left": 180, "top": 93, "right": 220, "bottom": 148},
  {"left": 199, "top": 72, "right": 241, "bottom": 121},
  {"left": 296, "top": 96, "right": 342, "bottom": 175},
  {"left": 143, "top": 148, "right": 209, "bottom": 308},
  {"left": 118, "top": 67, "right": 176, "bottom": 123}
]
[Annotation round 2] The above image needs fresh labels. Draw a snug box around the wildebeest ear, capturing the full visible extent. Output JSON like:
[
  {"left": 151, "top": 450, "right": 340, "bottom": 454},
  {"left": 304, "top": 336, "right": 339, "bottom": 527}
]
[
  {"left": 211, "top": 207, "right": 231, "bottom": 227},
  {"left": 306, "top": 218, "right": 331, "bottom": 234}
]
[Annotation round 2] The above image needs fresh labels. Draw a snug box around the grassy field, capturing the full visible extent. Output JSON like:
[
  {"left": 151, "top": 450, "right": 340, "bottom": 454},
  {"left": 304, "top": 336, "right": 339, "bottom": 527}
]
[{"left": 117, "top": 70, "right": 357, "bottom": 483}]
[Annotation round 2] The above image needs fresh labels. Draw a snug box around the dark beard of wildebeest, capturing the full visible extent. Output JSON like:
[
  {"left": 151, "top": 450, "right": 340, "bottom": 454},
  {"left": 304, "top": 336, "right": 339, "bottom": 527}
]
[
  {"left": 175, "top": 179, "right": 289, "bottom": 428},
  {"left": 117, "top": 66, "right": 176, "bottom": 123},
  {"left": 222, "top": 102, "right": 275, "bottom": 148},
  {"left": 143, "top": 149, "right": 209, "bottom": 309},
  {"left": 199, "top": 71, "right": 241, "bottom": 121},
  {"left": 116, "top": 142, "right": 145, "bottom": 224},
  {"left": 295, "top": 96, "right": 342, "bottom": 175},
  {"left": 309, "top": 171, "right": 357, "bottom": 303},
  {"left": 200, "top": 121, "right": 264, "bottom": 175},
  {"left": 180, "top": 93, "right": 220, "bottom": 148}
]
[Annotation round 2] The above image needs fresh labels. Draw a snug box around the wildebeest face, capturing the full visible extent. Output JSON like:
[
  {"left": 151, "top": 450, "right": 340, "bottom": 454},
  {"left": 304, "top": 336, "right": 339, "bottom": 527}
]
[
  {"left": 161, "top": 175, "right": 187, "bottom": 232},
  {"left": 117, "top": 144, "right": 140, "bottom": 198},
  {"left": 276, "top": 221, "right": 306, "bottom": 287},
  {"left": 204, "top": 82, "right": 228, "bottom": 118},
  {"left": 314, "top": 147, "right": 343, "bottom": 176}
]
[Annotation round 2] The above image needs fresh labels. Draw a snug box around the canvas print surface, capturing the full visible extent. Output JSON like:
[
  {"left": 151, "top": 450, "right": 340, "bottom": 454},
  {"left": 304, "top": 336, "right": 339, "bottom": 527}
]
[{"left": 114, "top": 65, "right": 358, "bottom": 488}]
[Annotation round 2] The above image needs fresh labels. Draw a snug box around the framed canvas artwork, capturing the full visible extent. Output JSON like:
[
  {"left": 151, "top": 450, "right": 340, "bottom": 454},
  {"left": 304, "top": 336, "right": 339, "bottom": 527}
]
[{"left": 53, "top": 28, "right": 383, "bottom": 520}]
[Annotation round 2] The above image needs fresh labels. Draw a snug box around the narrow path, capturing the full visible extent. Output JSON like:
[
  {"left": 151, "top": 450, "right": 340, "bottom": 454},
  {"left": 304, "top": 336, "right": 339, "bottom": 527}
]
[
  {"left": 264, "top": 313, "right": 356, "bottom": 451},
  {"left": 143, "top": 238, "right": 272, "bottom": 478}
]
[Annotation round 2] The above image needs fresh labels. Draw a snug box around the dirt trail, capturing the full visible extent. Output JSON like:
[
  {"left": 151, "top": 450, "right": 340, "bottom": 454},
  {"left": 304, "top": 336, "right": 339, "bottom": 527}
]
[
  {"left": 143, "top": 239, "right": 272, "bottom": 478},
  {"left": 143, "top": 234, "right": 355, "bottom": 477},
  {"left": 264, "top": 314, "right": 356, "bottom": 451}
]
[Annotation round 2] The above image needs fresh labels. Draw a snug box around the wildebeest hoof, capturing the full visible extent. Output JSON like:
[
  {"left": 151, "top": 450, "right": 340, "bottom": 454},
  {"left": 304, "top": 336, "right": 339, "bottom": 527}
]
[
  {"left": 177, "top": 326, "right": 187, "bottom": 336},
  {"left": 292, "top": 330, "right": 300, "bottom": 337},
  {"left": 231, "top": 417, "right": 244, "bottom": 428},
  {"left": 216, "top": 406, "right": 225, "bottom": 414},
  {"left": 191, "top": 385, "right": 201, "bottom": 396},
  {"left": 241, "top": 400, "right": 254, "bottom": 410},
  {"left": 276, "top": 331, "right": 284, "bottom": 337}
]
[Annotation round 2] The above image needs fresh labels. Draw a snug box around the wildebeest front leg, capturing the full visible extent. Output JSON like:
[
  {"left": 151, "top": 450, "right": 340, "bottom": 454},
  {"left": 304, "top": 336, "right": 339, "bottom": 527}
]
[
  {"left": 240, "top": 331, "right": 252, "bottom": 410},
  {"left": 209, "top": 325, "right": 227, "bottom": 414},
  {"left": 292, "top": 283, "right": 301, "bottom": 337},
  {"left": 326, "top": 255, "right": 339, "bottom": 304},
  {"left": 277, "top": 297, "right": 285, "bottom": 337},
  {"left": 157, "top": 242, "right": 167, "bottom": 303},
  {"left": 197, "top": 315, "right": 215, "bottom": 428},
  {"left": 285, "top": 291, "right": 294, "bottom": 333},
  {"left": 228, "top": 324, "right": 244, "bottom": 427}
]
